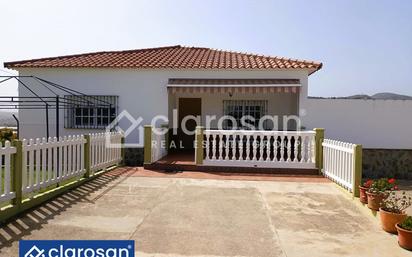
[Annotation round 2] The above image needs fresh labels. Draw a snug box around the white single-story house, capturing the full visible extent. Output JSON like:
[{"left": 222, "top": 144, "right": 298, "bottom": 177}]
[
  {"left": 4, "top": 45, "right": 412, "bottom": 176},
  {"left": 4, "top": 45, "right": 321, "bottom": 138}
]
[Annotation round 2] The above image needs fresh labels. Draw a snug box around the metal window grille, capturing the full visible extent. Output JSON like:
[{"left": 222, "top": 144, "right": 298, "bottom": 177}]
[
  {"left": 223, "top": 100, "right": 268, "bottom": 129},
  {"left": 65, "top": 95, "right": 118, "bottom": 129}
]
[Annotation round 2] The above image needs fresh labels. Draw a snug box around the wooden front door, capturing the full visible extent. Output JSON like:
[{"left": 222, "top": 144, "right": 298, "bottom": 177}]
[{"left": 176, "top": 98, "right": 201, "bottom": 150}]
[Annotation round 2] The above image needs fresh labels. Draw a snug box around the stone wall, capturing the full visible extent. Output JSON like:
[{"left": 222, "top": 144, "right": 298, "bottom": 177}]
[
  {"left": 363, "top": 149, "right": 412, "bottom": 179},
  {"left": 124, "top": 148, "right": 144, "bottom": 166}
]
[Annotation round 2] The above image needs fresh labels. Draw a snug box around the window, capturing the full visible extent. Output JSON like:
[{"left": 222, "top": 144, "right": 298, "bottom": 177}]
[
  {"left": 223, "top": 100, "right": 268, "bottom": 129},
  {"left": 65, "top": 95, "right": 118, "bottom": 129}
]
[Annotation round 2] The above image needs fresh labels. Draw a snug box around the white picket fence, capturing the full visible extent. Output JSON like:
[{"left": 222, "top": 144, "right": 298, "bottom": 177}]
[
  {"left": 322, "top": 139, "right": 356, "bottom": 191},
  {"left": 90, "top": 132, "right": 123, "bottom": 173},
  {"left": 0, "top": 132, "right": 123, "bottom": 205},
  {"left": 151, "top": 128, "right": 168, "bottom": 162},
  {"left": 0, "top": 141, "right": 16, "bottom": 202},
  {"left": 203, "top": 130, "right": 316, "bottom": 169},
  {"left": 22, "top": 135, "right": 86, "bottom": 194}
]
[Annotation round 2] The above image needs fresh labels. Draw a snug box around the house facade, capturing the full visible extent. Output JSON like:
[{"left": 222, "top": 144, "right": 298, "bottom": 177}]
[
  {"left": 5, "top": 45, "right": 321, "bottom": 137},
  {"left": 5, "top": 45, "right": 412, "bottom": 176},
  {"left": 5, "top": 45, "right": 322, "bottom": 167}
]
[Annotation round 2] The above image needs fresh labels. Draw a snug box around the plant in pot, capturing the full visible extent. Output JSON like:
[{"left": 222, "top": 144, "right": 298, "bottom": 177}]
[
  {"left": 366, "top": 178, "right": 397, "bottom": 211},
  {"left": 379, "top": 191, "right": 411, "bottom": 233},
  {"left": 359, "top": 179, "right": 373, "bottom": 204},
  {"left": 396, "top": 216, "right": 412, "bottom": 251}
]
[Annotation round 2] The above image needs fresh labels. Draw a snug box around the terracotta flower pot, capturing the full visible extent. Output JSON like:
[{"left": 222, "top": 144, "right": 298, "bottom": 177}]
[
  {"left": 359, "top": 186, "right": 368, "bottom": 204},
  {"left": 379, "top": 208, "right": 407, "bottom": 234},
  {"left": 396, "top": 223, "right": 412, "bottom": 251},
  {"left": 366, "top": 191, "right": 386, "bottom": 211}
]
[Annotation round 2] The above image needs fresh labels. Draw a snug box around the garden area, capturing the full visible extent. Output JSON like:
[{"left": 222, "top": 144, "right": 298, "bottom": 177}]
[{"left": 359, "top": 177, "right": 412, "bottom": 250}]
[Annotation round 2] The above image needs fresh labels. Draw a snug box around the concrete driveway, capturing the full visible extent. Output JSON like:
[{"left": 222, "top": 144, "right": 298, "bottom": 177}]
[{"left": 0, "top": 168, "right": 409, "bottom": 257}]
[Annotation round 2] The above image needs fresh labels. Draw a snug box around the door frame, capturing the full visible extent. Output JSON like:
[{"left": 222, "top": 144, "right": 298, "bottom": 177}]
[{"left": 176, "top": 97, "right": 202, "bottom": 151}]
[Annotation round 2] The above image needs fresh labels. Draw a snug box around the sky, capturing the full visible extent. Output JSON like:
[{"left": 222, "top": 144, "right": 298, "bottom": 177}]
[{"left": 0, "top": 0, "right": 411, "bottom": 97}]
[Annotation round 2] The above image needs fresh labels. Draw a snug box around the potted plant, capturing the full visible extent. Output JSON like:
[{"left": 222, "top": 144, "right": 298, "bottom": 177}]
[
  {"left": 379, "top": 191, "right": 411, "bottom": 233},
  {"left": 396, "top": 217, "right": 412, "bottom": 251},
  {"left": 366, "top": 178, "right": 397, "bottom": 211},
  {"left": 359, "top": 179, "right": 373, "bottom": 204}
]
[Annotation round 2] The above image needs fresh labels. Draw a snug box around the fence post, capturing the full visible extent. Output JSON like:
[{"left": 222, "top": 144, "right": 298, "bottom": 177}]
[
  {"left": 12, "top": 140, "right": 23, "bottom": 207},
  {"left": 161, "top": 124, "right": 169, "bottom": 153},
  {"left": 84, "top": 135, "right": 91, "bottom": 178},
  {"left": 144, "top": 125, "right": 152, "bottom": 165},
  {"left": 120, "top": 135, "right": 126, "bottom": 165},
  {"left": 353, "top": 144, "right": 363, "bottom": 197},
  {"left": 195, "top": 126, "right": 204, "bottom": 165},
  {"left": 314, "top": 128, "right": 325, "bottom": 172}
]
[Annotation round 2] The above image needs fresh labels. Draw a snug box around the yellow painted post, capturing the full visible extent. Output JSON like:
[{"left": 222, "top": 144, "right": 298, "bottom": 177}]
[
  {"left": 161, "top": 124, "right": 169, "bottom": 153},
  {"left": 195, "top": 126, "right": 204, "bottom": 165},
  {"left": 12, "top": 140, "right": 23, "bottom": 208},
  {"left": 144, "top": 125, "right": 152, "bottom": 164},
  {"left": 313, "top": 128, "right": 325, "bottom": 172},
  {"left": 83, "top": 135, "right": 91, "bottom": 178},
  {"left": 353, "top": 144, "right": 363, "bottom": 197}
]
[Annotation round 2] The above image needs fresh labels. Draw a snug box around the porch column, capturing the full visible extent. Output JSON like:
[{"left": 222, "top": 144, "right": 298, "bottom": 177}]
[
  {"left": 314, "top": 128, "right": 325, "bottom": 172},
  {"left": 144, "top": 125, "right": 153, "bottom": 165},
  {"left": 195, "top": 126, "right": 204, "bottom": 165}
]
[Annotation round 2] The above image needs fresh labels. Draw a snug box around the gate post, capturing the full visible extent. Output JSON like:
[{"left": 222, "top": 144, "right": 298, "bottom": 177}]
[
  {"left": 353, "top": 144, "right": 363, "bottom": 197},
  {"left": 314, "top": 128, "right": 325, "bottom": 172},
  {"left": 84, "top": 135, "right": 91, "bottom": 178},
  {"left": 12, "top": 140, "right": 23, "bottom": 208},
  {"left": 195, "top": 126, "right": 204, "bottom": 165},
  {"left": 144, "top": 125, "right": 153, "bottom": 165}
]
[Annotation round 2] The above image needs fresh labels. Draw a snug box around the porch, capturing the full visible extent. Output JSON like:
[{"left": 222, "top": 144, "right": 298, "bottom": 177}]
[
  {"left": 166, "top": 78, "right": 302, "bottom": 150},
  {"left": 144, "top": 127, "right": 324, "bottom": 175}
]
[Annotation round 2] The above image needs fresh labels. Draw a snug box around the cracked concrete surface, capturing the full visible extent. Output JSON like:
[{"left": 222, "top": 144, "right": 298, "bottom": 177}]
[{"left": 0, "top": 169, "right": 410, "bottom": 257}]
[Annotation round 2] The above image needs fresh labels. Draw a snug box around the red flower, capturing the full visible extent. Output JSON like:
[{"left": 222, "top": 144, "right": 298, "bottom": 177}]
[
  {"left": 364, "top": 179, "right": 373, "bottom": 188},
  {"left": 394, "top": 185, "right": 399, "bottom": 190},
  {"left": 388, "top": 178, "right": 396, "bottom": 184}
]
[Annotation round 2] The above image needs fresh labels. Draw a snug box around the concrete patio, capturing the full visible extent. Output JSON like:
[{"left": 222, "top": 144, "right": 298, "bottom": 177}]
[{"left": 0, "top": 167, "right": 410, "bottom": 257}]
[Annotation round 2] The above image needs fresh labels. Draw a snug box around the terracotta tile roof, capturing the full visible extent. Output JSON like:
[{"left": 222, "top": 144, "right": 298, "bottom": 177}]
[
  {"left": 4, "top": 45, "right": 322, "bottom": 73},
  {"left": 168, "top": 78, "right": 300, "bottom": 85}
]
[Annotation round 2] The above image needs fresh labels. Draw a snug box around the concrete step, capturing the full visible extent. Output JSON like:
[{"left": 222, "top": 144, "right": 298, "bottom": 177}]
[{"left": 144, "top": 163, "right": 319, "bottom": 176}]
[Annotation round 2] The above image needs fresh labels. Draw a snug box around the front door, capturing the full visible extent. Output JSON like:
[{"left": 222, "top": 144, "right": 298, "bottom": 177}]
[{"left": 176, "top": 98, "right": 201, "bottom": 150}]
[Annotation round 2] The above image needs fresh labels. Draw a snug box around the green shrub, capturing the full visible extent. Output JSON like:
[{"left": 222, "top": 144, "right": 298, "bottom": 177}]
[
  {"left": 0, "top": 128, "right": 16, "bottom": 144},
  {"left": 368, "top": 178, "right": 397, "bottom": 194},
  {"left": 400, "top": 217, "right": 412, "bottom": 231}
]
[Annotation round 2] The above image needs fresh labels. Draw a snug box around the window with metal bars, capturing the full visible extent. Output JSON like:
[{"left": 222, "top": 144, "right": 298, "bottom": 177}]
[
  {"left": 223, "top": 100, "right": 268, "bottom": 129},
  {"left": 65, "top": 95, "right": 118, "bottom": 129}
]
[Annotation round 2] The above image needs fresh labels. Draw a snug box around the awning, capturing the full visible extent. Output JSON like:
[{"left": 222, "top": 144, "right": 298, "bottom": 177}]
[{"left": 167, "top": 79, "right": 300, "bottom": 94}]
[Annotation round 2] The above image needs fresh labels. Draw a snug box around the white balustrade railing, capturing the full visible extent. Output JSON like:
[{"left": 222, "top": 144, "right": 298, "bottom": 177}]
[
  {"left": 203, "top": 130, "right": 316, "bottom": 169},
  {"left": 90, "top": 132, "right": 122, "bottom": 172},
  {"left": 22, "top": 135, "right": 86, "bottom": 194},
  {"left": 0, "top": 141, "right": 17, "bottom": 203},
  {"left": 151, "top": 128, "right": 168, "bottom": 162},
  {"left": 322, "top": 139, "right": 356, "bottom": 191}
]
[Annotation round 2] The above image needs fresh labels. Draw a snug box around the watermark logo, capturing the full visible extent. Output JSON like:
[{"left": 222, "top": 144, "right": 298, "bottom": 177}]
[
  {"left": 20, "top": 240, "right": 134, "bottom": 257},
  {"left": 24, "top": 245, "right": 44, "bottom": 257},
  {"left": 104, "top": 108, "right": 306, "bottom": 148}
]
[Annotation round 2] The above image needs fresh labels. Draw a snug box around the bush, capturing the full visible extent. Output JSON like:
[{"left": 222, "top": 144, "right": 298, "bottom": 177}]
[
  {"left": 362, "top": 178, "right": 374, "bottom": 188},
  {"left": 400, "top": 217, "right": 412, "bottom": 231},
  {"left": 0, "top": 128, "right": 16, "bottom": 145},
  {"left": 381, "top": 191, "right": 412, "bottom": 214},
  {"left": 368, "top": 178, "right": 397, "bottom": 194}
]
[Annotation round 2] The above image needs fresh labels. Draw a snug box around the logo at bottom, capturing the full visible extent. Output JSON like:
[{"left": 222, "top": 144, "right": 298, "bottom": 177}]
[{"left": 20, "top": 240, "right": 135, "bottom": 257}]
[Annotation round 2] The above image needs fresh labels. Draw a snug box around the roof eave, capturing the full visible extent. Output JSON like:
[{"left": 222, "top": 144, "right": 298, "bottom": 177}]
[{"left": 308, "top": 63, "right": 323, "bottom": 75}]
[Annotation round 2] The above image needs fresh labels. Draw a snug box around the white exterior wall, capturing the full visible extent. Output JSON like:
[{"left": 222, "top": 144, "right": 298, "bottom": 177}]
[
  {"left": 17, "top": 68, "right": 310, "bottom": 145},
  {"left": 302, "top": 99, "right": 412, "bottom": 149}
]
